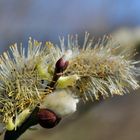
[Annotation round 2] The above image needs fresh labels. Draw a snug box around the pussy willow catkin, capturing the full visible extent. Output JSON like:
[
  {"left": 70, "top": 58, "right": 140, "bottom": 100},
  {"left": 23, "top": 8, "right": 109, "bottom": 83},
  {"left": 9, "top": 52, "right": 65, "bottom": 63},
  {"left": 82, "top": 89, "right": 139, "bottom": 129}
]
[{"left": 0, "top": 33, "right": 140, "bottom": 131}]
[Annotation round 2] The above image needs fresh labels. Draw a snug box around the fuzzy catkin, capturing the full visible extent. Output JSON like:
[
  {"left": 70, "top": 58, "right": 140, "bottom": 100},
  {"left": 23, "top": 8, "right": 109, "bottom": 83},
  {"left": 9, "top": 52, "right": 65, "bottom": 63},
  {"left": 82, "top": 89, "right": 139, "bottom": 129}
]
[
  {"left": 65, "top": 36, "right": 140, "bottom": 101},
  {"left": 0, "top": 33, "right": 139, "bottom": 129}
]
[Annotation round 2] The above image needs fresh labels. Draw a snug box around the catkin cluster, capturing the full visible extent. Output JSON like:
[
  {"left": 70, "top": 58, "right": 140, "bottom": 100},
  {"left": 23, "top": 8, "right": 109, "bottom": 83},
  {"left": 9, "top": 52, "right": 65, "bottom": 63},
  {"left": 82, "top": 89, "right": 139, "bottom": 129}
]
[{"left": 0, "top": 33, "right": 139, "bottom": 130}]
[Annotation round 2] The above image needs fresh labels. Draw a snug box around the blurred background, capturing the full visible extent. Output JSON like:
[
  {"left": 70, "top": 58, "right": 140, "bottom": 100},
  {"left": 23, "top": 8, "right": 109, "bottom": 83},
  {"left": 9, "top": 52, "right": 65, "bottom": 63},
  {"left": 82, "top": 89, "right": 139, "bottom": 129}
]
[{"left": 0, "top": 0, "right": 140, "bottom": 140}]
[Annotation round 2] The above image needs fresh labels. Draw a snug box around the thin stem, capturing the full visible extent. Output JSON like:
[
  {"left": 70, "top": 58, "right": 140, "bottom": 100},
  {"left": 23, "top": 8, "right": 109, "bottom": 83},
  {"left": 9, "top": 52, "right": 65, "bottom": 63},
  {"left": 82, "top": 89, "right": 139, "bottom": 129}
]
[{"left": 4, "top": 107, "right": 39, "bottom": 140}]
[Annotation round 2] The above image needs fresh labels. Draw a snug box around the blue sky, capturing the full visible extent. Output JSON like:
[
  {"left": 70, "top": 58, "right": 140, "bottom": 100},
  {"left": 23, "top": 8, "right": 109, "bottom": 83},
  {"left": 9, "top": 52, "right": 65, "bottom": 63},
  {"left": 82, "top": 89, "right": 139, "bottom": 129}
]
[{"left": 0, "top": 0, "right": 140, "bottom": 51}]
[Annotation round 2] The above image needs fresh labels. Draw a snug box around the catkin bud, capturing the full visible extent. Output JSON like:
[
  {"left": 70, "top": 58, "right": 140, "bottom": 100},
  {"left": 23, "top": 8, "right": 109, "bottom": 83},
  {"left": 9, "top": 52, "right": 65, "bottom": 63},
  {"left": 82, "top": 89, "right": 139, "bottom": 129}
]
[{"left": 37, "top": 109, "right": 61, "bottom": 129}]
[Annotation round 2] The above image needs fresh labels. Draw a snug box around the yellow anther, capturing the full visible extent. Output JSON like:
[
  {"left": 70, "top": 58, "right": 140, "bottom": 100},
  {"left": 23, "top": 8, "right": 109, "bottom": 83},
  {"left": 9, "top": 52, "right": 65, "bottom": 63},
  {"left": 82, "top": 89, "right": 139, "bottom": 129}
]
[{"left": 45, "top": 41, "right": 54, "bottom": 48}]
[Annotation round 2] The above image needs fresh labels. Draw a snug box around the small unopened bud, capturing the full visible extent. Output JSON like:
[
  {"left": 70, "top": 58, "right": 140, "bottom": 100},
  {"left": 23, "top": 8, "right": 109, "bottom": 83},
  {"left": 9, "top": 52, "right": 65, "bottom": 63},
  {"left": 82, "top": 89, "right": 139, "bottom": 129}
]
[
  {"left": 55, "top": 58, "right": 69, "bottom": 73},
  {"left": 37, "top": 109, "right": 61, "bottom": 129}
]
